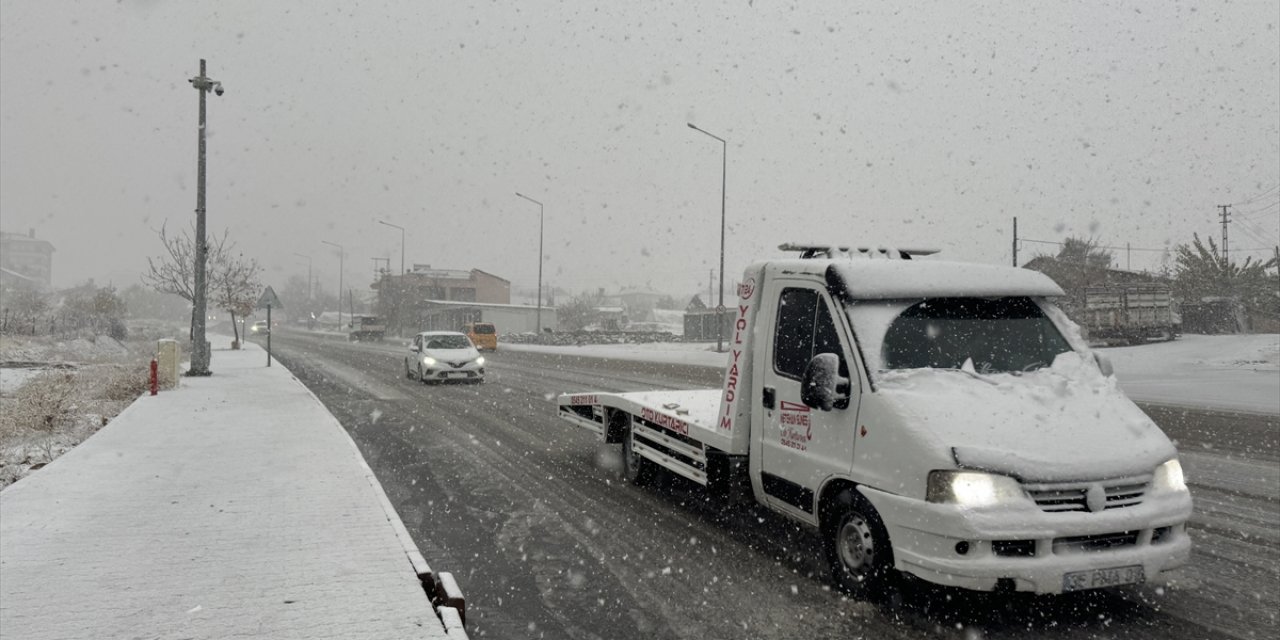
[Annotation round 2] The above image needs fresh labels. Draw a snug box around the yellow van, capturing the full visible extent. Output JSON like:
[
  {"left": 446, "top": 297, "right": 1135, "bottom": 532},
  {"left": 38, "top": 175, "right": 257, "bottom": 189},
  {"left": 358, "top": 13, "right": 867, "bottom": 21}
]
[{"left": 463, "top": 322, "right": 498, "bottom": 351}]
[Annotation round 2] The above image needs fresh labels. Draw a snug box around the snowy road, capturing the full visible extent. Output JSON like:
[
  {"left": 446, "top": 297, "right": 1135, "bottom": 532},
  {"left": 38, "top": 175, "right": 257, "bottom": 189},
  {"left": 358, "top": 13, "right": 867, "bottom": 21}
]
[{"left": 265, "top": 330, "right": 1278, "bottom": 640}]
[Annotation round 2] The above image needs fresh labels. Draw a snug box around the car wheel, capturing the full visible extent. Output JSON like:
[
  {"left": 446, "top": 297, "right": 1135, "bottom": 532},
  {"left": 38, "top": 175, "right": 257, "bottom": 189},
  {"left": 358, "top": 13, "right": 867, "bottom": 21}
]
[
  {"left": 622, "top": 421, "right": 655, "bottom": 486},
  {"left": 405, "top": 359, "right": 413, "bottom": 379},
  {"left": 823, "top": 489, "right": 895, "bottom": 597}
]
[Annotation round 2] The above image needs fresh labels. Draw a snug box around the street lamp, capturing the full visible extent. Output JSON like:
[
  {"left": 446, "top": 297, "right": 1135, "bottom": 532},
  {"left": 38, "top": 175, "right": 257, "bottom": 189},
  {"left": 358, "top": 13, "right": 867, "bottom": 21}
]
[
  {"left": 293, "top": 253, "right": 312, "bottom": 302},
  {"left": 322, "top": 240, "right": 344, "bottom": 330},
  {"left": 515, "top": 192, "right": 545, "bottom": 336},
  {"left": 186, "top": 58, "right": 225, "bottom": 376},
  {"left": 377, "top": 220, "right": 405, "bottom": 275},
  {"left": 687, "top": 122, "right": 727, "bottom": 353}
]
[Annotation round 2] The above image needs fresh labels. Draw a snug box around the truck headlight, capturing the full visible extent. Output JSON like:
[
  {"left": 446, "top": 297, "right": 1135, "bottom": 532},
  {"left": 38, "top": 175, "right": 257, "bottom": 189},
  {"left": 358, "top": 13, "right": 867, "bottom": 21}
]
[
  {"left": 422, "top": 357, "right": 437, "bottom": 366},
  {"left": 927, "top": 471, "right": 1025, "bottom": 507},
  {"left": 475, "top": 356, "right": 485, "bottom": 366},
  {"left": 1152, "top": 459, "right": 1187, "bottom": 493}
]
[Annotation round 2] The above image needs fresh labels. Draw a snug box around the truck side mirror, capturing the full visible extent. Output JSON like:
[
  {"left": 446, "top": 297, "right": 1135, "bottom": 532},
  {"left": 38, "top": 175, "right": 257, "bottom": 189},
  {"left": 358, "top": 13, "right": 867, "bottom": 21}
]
[
  {"left": 802, "top": 353, "right": 850, "bottom": 411},
  {"left": 1094, "top": 352, "right": 1114, "bottom": 377}
]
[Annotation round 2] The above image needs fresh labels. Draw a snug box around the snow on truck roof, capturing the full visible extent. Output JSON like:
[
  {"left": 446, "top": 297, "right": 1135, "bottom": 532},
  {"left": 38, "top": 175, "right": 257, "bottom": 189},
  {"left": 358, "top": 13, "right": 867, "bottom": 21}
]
[{"left": 817, "top": 259, "right": 1065, "bottom": 299}]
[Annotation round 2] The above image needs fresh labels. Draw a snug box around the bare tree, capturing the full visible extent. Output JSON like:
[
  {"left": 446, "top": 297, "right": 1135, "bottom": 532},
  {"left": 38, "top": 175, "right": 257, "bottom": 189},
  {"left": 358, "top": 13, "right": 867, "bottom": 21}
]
[
  {"left": 143, "top": 222, "right": 261, "bottom": 343},
  {"left": 211, "top": 249, "right": 263, "bottom": 345}
]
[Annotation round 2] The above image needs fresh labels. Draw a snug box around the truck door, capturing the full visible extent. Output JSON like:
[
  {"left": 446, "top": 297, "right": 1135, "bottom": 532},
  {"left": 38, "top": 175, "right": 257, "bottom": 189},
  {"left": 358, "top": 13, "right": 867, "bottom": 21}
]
[{"left": 758, "top": 283, "right": 862, "bottom": 520}]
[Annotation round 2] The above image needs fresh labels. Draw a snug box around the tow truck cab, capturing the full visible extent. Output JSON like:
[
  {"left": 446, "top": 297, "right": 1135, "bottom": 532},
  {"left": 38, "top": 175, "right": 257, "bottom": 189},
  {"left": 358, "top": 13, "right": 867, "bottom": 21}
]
[{"left": 558, "top": 245, "right": 1191, "bottom": 595}]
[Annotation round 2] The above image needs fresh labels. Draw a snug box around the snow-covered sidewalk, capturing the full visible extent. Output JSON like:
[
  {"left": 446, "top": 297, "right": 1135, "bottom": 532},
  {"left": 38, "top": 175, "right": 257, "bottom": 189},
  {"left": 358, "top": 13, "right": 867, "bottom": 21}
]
[
  {"left": 0, "top": 342, "right": 465, "bottom": 639},
  {"left": 503, "top": 334, "right": 1280, "bottom": 415}
]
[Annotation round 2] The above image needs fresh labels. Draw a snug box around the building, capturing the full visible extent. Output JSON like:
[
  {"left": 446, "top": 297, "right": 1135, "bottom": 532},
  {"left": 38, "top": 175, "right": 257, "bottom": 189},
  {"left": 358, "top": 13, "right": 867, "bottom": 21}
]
[
  {"left": 0, "top": 229, "right": 54, "bottom": 289},
  {"left": 372, "top": 265, "right": 516, "bottom": 333},
  {"left": 415, "top": 300, "right": 558, "bottom": 335}
]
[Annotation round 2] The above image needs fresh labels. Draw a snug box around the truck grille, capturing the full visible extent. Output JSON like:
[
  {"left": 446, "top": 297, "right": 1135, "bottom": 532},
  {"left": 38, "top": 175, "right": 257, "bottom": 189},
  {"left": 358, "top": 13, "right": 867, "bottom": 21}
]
[
  {"left": 1022, "top": 475, "right": 1151, "bottom": 513},
  {"left": 1053, "top": 530, "right": 1140, "bottom": 553}
]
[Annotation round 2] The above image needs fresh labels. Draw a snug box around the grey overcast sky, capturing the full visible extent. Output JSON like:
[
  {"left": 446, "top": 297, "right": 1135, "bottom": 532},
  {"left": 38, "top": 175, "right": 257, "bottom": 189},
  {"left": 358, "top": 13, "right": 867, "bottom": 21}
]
[{"left": 1, "top": 0, "right": 1277, "bottom": 298}]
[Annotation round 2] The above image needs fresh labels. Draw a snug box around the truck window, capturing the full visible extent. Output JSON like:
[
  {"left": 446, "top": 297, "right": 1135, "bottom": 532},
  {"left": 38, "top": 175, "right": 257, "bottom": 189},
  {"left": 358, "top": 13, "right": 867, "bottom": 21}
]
[
  {"left": 774, "top": 287, "right": 846, "bottom": 380},
  {"left": 881, "top": 297, "right": 1071, "bottom": 373}
]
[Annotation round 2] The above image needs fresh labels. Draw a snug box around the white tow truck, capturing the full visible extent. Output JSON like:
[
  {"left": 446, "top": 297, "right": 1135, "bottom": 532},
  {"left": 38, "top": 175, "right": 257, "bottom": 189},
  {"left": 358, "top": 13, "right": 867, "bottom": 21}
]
[{"left": 558, "top": 245, "right": 1192, "bottom": 595}]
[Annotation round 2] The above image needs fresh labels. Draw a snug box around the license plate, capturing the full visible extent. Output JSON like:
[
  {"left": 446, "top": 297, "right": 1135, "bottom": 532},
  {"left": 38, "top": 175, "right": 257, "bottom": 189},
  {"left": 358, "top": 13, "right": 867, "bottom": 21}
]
[
  {"left": 446, "top": 372, "right": 467, "bottom": 378},
  {"left": 1062, "top": 565, "right": 1145, "bottom": 592}
]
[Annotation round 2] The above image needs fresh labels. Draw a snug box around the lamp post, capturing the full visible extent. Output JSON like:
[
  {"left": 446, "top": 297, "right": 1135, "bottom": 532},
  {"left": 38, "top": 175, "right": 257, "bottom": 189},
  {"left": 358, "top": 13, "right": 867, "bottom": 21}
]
[
  {"left": 186, "top": 59, "right": 225, "bottom": 376},
  {"left": 322, "top": 240, "right": 344, "bottom": 330},
  {"left": 377, "top": 220, "right": 405, "bottom": 275},
  {"left": 515, "top": 192, "right": 545, "bottom": 336},
  {"left": 687, "top": 122, "right": 727, "bottom": 352}
]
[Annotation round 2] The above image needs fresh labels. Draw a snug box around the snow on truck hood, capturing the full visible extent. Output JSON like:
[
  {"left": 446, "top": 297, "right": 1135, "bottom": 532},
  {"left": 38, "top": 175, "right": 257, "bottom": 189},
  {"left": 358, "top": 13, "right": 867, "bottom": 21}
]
[{"left": 876, "top": 351, "right": 1176, "bottom": 482}]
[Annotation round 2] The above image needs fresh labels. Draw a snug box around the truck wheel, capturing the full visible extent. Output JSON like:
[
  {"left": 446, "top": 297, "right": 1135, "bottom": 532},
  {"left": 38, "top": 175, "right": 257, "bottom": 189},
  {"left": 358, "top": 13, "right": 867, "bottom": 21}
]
[
  {"left": 823, "top": 490, "right": 894, "bottom": 596},
  {"left": 622, "top": 426, "right": 654, "bottom": 486}
]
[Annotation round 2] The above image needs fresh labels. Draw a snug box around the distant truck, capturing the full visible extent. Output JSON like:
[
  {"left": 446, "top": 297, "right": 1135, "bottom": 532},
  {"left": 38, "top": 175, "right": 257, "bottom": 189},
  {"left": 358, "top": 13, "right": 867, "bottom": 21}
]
[
  {"left": 558, "top": 244, "right": 1191, "bottom": 596},
  {"left": 1082, "top": 284, "right": 1176, "bottom": 345},
  {"left": 348, "top": 315, "right": 386, "bottom": 342}
]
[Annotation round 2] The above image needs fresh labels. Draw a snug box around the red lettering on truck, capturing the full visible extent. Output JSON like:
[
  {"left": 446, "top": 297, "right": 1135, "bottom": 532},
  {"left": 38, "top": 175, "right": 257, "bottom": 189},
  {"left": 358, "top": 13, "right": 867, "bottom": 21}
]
[
  {"left": 641, "top": 407, "right": 689, "bottom": 436},
  {"left": 568, "top": 394, "right": 599, "bottom": 406},
  {"left": 718, "top": 302, "right": 753, "bottom": 430}
]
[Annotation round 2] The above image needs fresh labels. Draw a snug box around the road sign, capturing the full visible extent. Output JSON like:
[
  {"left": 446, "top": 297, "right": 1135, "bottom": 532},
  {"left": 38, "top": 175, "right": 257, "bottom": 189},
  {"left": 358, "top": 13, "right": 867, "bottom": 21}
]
[{"left": 256, "top": 286, "right": 282, "bottom": 310}]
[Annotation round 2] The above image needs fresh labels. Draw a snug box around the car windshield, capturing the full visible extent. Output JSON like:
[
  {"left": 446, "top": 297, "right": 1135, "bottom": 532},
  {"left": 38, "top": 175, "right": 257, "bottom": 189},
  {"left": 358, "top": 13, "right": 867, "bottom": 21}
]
[
  {"left": 848, "top": 296, "right": 1073, "bottom": 374},
  {"left": 423, "top": 335, "right": 471, "bottom": 350}
]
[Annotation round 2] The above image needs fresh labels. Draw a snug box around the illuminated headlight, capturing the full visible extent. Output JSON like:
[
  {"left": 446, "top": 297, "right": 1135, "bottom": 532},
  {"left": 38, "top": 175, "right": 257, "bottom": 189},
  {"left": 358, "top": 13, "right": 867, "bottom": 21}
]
[
  {"left": 475, "top": 356, "right": 485, "bottom": 366},
  {"left": 422, "top": 357, "right": 437, "bottom": 366},
  {"left": 1152, "top": 459, "right": 1187, "bottom": 493},
  {"left": 927, "top": 470, "right": 1026, "bottom": 507}
]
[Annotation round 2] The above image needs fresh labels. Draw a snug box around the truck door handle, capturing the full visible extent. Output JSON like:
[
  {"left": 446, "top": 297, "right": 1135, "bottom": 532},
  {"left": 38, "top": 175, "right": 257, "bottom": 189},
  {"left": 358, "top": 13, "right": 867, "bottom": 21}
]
[{"left": 762, "top": 386, "right": 776, "bottom": 409}]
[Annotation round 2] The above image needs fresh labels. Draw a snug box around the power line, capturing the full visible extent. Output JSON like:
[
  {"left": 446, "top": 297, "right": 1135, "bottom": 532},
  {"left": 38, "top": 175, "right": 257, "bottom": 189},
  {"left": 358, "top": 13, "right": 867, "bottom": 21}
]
[
  {"left": 1019, "top": 237, "right": 1275, "bottom": 253},
  {"left": 1233, "top": 183, "right": 1280, "bottom": 207},
  {"left": 1236, "top": 200, "right": 1279, "bottom": 218}
]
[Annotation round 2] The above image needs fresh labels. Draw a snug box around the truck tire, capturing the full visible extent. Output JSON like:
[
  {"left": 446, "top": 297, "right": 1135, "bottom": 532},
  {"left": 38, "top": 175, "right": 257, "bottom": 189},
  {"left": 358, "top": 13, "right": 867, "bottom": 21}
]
[
  {"left": 622, "top": 425, "right": 655, "bottom": 486},
  {"left": 823, "top": 489, "right": 895, "bottom": 596}
]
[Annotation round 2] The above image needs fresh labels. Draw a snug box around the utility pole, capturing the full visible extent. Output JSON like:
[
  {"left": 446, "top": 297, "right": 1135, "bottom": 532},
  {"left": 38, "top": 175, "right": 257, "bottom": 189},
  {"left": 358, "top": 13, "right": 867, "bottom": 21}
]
[
  {"left": 1012, "top": 217, "right": 1018, "bottom": 267},
  {"left": 1218, "top": 204, "right": 1232, "bottom": 266},
  {"left": 186, "top": 59, "right": 223, "bottom": 376},
  {"left": 1127, "top": 242, "right": 1131, "bottom": 272}
]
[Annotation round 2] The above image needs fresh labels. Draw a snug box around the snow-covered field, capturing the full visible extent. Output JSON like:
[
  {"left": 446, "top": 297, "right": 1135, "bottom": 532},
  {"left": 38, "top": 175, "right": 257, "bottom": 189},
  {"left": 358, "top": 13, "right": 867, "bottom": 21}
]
[
  {"left": 0, "top": 334, "right": 156, "bottom": 488},
  {"left": 505, "top": 333, "right": 1280, "bottom": 415}
]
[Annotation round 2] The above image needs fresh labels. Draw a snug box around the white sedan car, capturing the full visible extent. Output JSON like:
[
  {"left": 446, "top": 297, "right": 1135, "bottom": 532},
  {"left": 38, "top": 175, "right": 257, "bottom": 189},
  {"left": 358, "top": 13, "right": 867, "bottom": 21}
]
[{"left": 405, "top": 331, "right": 485, "bottom": 384}]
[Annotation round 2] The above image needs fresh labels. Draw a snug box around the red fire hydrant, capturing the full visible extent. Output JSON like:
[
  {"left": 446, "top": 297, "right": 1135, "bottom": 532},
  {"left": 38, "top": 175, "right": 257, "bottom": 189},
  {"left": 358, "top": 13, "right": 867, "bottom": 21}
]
[{"left": 150, "top": 358, "right": 159, "bottom": 396}]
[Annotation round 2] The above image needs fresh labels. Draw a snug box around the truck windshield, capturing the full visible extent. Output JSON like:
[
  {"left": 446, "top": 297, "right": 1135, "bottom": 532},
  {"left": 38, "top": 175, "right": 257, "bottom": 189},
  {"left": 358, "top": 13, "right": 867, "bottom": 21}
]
[{"left": 848, "top": 297, "right": 1073, "bottom": 374}]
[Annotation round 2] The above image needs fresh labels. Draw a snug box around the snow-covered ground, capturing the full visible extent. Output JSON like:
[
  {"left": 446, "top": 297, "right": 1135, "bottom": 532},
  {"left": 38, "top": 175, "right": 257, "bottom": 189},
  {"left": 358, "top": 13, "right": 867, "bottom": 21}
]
[
  {"left": 1096, "top": 333, "right": 1279, "bottom": 414},
  {"left": 504, "top": 334, "right": 1280, "bottom": 415}
]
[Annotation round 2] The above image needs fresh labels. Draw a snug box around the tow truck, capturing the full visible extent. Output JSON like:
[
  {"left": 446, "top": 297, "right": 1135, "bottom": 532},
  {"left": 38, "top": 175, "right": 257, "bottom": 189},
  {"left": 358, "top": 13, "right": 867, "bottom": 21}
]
[{"left": 558, "top": 244, "right": 1191, "bottom": 595}]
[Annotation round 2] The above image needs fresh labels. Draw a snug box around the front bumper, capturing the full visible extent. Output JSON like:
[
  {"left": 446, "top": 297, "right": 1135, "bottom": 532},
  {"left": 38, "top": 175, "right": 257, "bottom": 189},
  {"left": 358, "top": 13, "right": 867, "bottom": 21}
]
[
  {"left": 860, "top": 485, "right": 1192, "bottom": 593},
  {"left": 422, "top": 365, "right": 484, "bottom": 381}
]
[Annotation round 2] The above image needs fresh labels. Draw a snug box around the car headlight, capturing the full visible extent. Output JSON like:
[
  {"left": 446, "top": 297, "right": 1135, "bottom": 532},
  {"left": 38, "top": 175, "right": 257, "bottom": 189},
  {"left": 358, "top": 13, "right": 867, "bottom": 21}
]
[
  {"left": 422, "top": 357, "right": 437, "bottom": 366},
  {"left": 475, "top": 356, "right": 485, "bottom": 366},
  {"left": 926, "top": 470, "right": 1026, "bottom": 507},
  {"left": 1152, "top": 459, "right": 1187, "bottom": 493}
]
